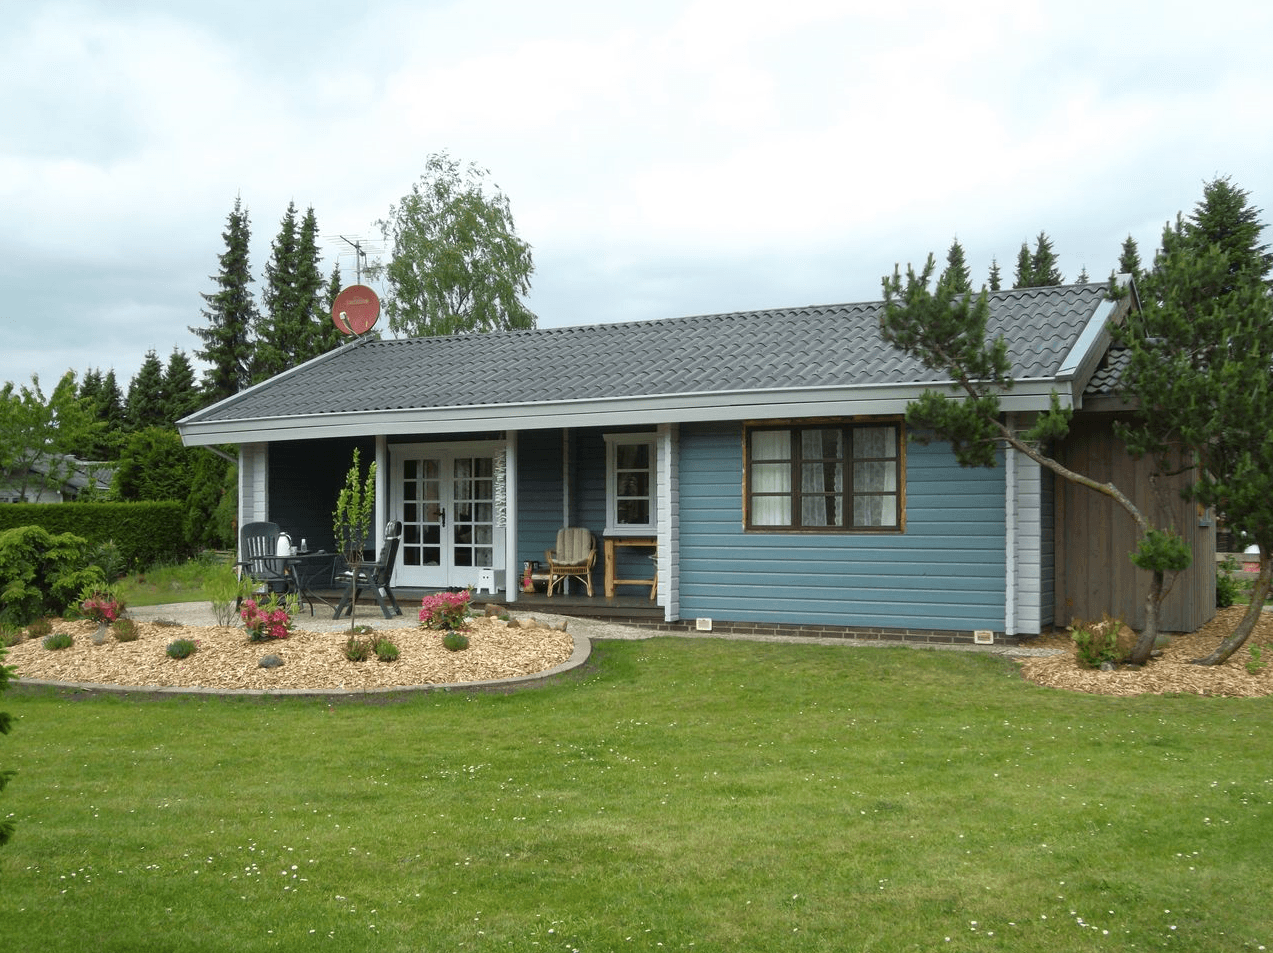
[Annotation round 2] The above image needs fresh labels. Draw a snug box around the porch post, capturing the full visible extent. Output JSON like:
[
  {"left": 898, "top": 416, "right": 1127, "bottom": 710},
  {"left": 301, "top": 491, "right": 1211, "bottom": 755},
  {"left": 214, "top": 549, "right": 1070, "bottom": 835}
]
[
  {"left": 505, "top": 431, "right": 519, "bottom": 603},
  {"left": 375, "top": 435, "right": 388, "bottom": 540}
]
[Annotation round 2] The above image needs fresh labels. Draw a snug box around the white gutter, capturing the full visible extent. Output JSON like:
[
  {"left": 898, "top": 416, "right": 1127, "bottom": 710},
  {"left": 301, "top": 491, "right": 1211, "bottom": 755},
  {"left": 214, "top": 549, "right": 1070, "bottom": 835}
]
[{"left": 178, "top": 380, "right": 1073, "bottom": 447}]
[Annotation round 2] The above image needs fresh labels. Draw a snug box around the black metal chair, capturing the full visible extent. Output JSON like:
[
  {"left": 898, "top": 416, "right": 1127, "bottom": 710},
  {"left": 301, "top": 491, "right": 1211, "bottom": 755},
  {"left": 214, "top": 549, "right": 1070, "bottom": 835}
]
[
  {"left": 333, "top": 520, "right": 403, "bottom": 619},
  {"left": 236, "top": 521, "right": 290, "bottom": 610}
]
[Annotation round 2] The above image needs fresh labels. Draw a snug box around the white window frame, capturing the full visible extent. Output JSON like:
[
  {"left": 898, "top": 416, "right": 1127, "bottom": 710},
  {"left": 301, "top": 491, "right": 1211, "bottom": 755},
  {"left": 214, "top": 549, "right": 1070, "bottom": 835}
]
[{"left": 603, "top": 432, "right": 657, "bottom": 536}]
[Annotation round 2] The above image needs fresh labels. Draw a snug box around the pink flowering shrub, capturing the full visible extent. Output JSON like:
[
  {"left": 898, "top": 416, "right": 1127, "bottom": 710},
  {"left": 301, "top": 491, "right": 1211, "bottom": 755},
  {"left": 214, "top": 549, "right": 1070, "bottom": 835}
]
[
  {"left": 419, "top": 589, "right": 472, "bottom": 631},
  {"left": 81, "top": 590, "right": 124, "bottom": 624},
  {"left": 241, "top": 594, "right": 294, "bottom": 641}
]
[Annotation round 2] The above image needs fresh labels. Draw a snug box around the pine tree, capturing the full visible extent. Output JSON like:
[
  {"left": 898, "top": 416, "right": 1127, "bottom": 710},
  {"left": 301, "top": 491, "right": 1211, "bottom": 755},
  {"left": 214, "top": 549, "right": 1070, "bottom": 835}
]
[
  {"left": 162, "top": 349, "right": 202, "bottom": 424},
  {"left": 192, "top": 196, "right": 258, "bottom": 403},
  {"left": 126, "top": 350, "right": 166, "bottom": 431},
  {"left": 939, "top": 238, "right": 972, "bottom": 294},
  {"left": 1117, "top": 177, "right": 1273, "bottom": 664}
]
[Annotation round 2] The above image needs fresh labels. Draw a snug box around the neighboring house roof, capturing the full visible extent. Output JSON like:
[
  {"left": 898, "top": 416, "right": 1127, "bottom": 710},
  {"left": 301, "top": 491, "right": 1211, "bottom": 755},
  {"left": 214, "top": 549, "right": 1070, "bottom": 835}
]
[
  {"left": 1, "top": 455, "right": 113, "bottom": 501},
  {"left": 179, "top": 281, "right": 1128, "bottom": 445}
]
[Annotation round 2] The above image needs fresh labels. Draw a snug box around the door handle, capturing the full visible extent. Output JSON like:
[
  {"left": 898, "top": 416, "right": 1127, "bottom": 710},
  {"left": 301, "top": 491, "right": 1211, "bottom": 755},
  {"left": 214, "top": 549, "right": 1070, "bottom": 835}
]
[{"left": 440, "top": 507, "right": 446, "bottom": 528}]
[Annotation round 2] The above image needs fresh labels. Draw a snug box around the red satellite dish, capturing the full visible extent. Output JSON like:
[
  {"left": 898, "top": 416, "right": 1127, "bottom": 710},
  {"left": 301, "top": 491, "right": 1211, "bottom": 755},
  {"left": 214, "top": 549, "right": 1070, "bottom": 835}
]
[{"left": 331, "top": 284, "right": 380, "bottom": 335}]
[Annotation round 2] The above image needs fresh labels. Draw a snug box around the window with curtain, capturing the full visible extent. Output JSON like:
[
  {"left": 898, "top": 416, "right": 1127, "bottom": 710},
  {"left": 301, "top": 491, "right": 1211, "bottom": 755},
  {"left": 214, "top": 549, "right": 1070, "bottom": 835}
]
[
  {"left": 604, "top": 433, "right": 657, "bottom": 534},
  {"left": 745, "top": 422, "right": 903, "bottom": 531}
]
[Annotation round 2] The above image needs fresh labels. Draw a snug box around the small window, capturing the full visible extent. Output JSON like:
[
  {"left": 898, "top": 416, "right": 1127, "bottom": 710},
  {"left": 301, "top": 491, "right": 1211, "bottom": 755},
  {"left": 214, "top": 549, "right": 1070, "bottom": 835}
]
[
  {"left": 745, "top": 421, "right": 903, "bottom": 532},
  {"left": 604, "top": 433, "right": 657, "bottom": 535}
]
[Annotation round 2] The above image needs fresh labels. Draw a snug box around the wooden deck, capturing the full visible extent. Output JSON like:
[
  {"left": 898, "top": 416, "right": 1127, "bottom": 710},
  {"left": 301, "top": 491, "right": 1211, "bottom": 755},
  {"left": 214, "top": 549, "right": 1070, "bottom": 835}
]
[{"left": 302, "top": 586, "right": 664, "bottom": 623}]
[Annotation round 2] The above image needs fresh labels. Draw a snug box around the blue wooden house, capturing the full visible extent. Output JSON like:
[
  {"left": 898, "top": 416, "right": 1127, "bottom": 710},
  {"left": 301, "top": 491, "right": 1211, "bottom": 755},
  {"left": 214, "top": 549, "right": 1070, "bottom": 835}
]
[{"left": 177, "top": 280, "right": 1215, "bottom": 644}]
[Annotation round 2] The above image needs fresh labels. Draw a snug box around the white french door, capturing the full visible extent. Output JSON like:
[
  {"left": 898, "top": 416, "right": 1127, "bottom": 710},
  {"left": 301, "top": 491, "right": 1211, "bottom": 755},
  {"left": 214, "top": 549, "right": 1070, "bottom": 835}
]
[{"left": 392, "top": 444, "right": 502, "bottom": 590}]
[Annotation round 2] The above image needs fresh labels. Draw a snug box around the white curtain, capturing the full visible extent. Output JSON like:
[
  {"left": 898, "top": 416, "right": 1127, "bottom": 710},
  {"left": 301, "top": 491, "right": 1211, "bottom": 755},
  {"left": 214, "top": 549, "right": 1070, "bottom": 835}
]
[{"left": 750, "top": 430, "right": 791, "bottom": 525}]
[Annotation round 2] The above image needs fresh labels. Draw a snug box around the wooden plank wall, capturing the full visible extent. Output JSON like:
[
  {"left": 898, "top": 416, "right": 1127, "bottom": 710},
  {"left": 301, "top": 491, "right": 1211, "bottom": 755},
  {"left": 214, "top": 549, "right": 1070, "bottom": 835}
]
[{"left": 1054, "top": 414, "right": 1215, "bottom": 633}]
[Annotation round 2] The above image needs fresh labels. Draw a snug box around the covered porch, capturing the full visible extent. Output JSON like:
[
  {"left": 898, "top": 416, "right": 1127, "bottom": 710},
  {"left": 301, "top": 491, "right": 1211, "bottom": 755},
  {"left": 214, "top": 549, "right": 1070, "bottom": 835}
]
[{"left": 239, "top": 423, "right": 676, "bottom": 623}]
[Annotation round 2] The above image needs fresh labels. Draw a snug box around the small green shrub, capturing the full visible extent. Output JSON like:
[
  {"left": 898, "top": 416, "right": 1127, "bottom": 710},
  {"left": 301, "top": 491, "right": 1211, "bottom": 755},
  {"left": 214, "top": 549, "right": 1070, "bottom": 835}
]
[
  {"left": 442, "top": 631, "right": 470, "bottom": 652},
  {"left": 43, "top": 632, "right": 74, "bottom": 651},
  {"left": 166, "top": 638, "right": 198, "bottom": 660},
  {"left": 89, "top": 539, "right": 127, "bottom": 582},
  {"left": 1246, "top": 644, "right": 1266, "bottom": 676},
  {"left": 1216, "top": 555, "right": 1243, "bottom": 608},
  {"left": 112, "top": 618, "right": 140, "bottom": 642},
  {"left": 1, "top": 626, "right": 23, "bottom": 648},
  {"left": 0, "top": 525, "right": 105, "bottom": 626},
  {"left": 343, "top": 637, "right": 370, "bottom": 662},
  {"left": 26, "top": 618, "right": 52, "bottom": 640},
  {"left": 1071, "top": 614, "right": 1123, "bottom": 668},
  {"left": 372, "top": 637, "right": 400, "bottom": 663},
  {"left": 208, "top": 562, "right": 252, "bottom": 626}
]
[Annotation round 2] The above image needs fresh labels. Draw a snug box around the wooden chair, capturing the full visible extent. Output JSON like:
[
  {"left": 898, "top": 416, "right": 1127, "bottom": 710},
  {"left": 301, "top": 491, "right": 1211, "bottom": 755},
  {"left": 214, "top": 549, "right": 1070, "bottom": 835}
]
[
  {"left": 333, "top": 520, "right": 403, "bottom": 619},
  {"left": 545, "top": 527, "right": 596, "bottom": 597}
]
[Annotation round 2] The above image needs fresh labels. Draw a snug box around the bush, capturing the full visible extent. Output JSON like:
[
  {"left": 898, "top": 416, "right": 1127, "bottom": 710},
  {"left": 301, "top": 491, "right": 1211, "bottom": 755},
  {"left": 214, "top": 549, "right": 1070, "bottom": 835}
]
[
  {"left": 241, "top": 593, "right": 295, "bottom": 641},
  {"left": 1071, "top": 614, "right": 1124, "bottom": 668},
  {"left": 1216, "top": 555, "right": 1243, "bottom": 608},
  {"left": 43, "top": 632, "right": 74, "bottom": 651},
  {"left": 26, "top": 618, "right": 52, "bottom": 640},
  {"left": 0, "top": 526, "right": 105, "bottom": 626},
  {"left": 112, "top": 618, "right": 139, "bottom": 642},
  {"left": 0, "top": 502, "right": 189, "bottom": 570},
  {"left": 442, "top": 631, "right": 470, "bottom": 652},
  {"left": 419, "top": 590, "right": 472, "bottom": 630},
  {"left": 166, "top": 638, "right": 198, "bottom": 660},
  {"left": 1, "top": 627, "right": 22, "bottom": 648},
  {"left": 372, "top": 637, "right": 400, "bottom": 663},
  {"left": 88, "top": 539, "right": 127, "bottom": 583},
  {"left": 208, "top": 562, "right": 252, "bottom": 626},
  {"left": 343, "top": 637, "right": 370, "bottom": 662}
]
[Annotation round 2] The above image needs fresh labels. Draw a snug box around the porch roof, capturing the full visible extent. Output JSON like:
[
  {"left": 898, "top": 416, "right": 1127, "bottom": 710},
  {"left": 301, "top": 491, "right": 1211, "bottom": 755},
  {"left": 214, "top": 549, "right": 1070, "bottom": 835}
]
[{"left": 179, "top": 281, "right": 1125, "bottom": 445}]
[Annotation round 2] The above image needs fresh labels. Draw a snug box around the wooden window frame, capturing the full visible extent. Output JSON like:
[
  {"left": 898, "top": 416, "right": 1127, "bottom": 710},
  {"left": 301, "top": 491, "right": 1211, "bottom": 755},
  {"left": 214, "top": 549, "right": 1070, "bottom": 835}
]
[{"left": 742, "top": 418, "right": 906, "bottom": 533}]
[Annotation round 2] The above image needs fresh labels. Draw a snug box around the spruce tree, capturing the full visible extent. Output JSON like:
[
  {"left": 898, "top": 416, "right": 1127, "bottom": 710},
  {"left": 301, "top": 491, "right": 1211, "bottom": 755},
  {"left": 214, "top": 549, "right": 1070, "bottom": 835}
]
[
  {"left": 255, "top": 203, "right": 340, "bottom": 382},
  {"left": 1028, "top": 231, "right": 1063, "bottom": 286},
  {"left": 162, "top": 349, "right": 203, "bottom": 424},
  {"left": 987, "top": 259, "right": 1002, "bottom": 292},
  {"left": 126, "top": 350, "right": 166, "bottom": 431},
  {"left": 1118, "top": 234, "right": 1143, "bottom": 281},
  {"left": 939, "top": 238, "right": 972, "bottom": 294},
  {"left": 1012, "top": 233, "right": 1063, "bottom": 288},
  {"left": 1012, "top": 242, "right": 1033, "bottom": 288},
  {"left": 193, "top": 196, "right": 257, "bottom": 403}
]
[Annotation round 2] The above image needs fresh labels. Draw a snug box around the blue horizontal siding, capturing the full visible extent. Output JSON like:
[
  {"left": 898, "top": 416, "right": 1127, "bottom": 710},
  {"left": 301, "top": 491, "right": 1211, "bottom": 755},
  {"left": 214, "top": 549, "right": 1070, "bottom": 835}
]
[{"left": 677, "top": 422, "right": 1006, "bottom": 631}]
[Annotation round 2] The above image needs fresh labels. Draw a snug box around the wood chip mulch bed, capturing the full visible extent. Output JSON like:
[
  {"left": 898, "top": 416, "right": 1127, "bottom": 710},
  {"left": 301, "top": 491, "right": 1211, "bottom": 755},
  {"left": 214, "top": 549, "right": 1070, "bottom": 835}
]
[
  {"left": 6, "top": 616, "right": 575, "bottom": 692},
  {"left": 1017, "top": 605, "right": 1273, "bottom": 697}
]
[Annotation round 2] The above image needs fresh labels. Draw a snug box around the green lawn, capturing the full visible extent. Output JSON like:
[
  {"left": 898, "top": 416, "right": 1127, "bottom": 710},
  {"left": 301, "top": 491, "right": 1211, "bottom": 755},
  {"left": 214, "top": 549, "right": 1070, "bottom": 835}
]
[
  {"left": 2, "top": 638, "right": 1271, "bottom": 952},
  {"left": 115, "top": 553, "right": 235, "bottom": 608}
]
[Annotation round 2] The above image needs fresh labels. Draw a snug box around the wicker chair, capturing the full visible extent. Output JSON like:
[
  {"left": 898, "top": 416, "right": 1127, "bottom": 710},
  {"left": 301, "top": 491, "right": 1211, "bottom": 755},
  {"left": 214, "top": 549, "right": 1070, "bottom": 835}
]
[{"left": 545, "top": 528, "right": 596, "bottom": 597}]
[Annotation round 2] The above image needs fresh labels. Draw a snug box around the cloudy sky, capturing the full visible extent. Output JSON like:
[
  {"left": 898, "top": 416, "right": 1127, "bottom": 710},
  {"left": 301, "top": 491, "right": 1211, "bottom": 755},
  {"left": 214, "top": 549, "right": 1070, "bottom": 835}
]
[{"left": 3, "top": 0, "right": 1271, "bottom": 394}]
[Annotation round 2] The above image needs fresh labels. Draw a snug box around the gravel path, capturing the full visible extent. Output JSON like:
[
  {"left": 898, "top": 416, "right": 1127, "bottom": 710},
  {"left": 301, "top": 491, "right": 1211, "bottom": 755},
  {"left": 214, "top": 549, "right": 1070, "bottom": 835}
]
[{"left": 128, "top": 602, "right": 1066, "bottom": 657}]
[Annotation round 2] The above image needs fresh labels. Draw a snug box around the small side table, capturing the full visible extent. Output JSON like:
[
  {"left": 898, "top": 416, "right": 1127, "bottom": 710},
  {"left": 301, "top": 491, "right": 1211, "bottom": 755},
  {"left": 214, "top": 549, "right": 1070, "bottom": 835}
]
[{"left": 604, "top": 536, "right": 657, "bottom": 600}]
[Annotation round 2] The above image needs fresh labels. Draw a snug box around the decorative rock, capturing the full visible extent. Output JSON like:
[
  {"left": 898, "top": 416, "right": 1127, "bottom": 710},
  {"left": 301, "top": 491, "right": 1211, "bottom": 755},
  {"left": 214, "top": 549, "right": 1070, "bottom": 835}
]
[
  {"left": 1099, "top": 661, "right": 1117, "bottom": 672},
  {"left": 259, "top": 654, "right": 284, "bottom": 669}
]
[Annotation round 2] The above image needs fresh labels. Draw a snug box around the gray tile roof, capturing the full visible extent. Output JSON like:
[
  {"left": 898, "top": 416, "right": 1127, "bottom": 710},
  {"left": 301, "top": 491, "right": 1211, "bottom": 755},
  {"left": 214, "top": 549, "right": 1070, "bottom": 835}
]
[{"left": 183, "top": 282, "right": 1114, "bottom": 429}]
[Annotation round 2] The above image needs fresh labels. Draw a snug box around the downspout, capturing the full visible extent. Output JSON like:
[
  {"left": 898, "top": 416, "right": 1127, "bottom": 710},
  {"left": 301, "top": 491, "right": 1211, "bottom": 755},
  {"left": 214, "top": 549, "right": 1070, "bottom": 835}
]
[{"left": 1004, "top": 415, "right": 1017, "bottom": 638}]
